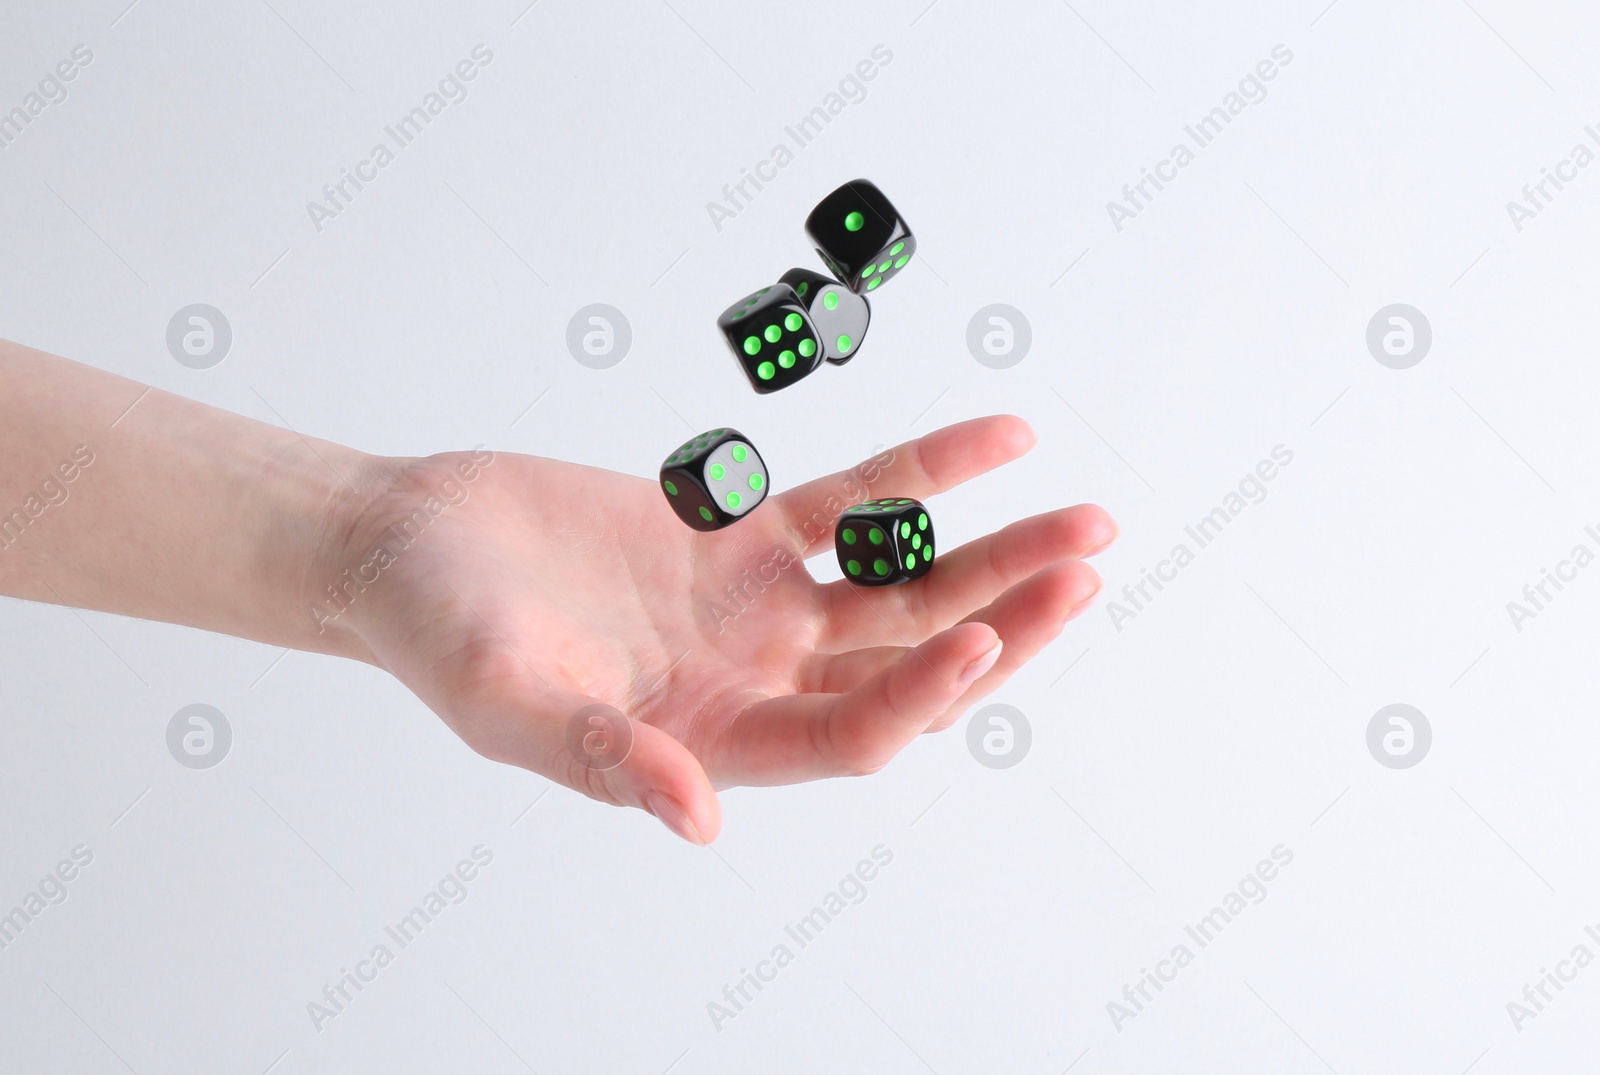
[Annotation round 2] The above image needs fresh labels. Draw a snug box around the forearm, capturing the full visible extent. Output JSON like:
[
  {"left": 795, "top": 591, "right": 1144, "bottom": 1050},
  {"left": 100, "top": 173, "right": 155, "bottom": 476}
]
[{"left": 0, "top": 338, "right": 381, "bottom": 660}]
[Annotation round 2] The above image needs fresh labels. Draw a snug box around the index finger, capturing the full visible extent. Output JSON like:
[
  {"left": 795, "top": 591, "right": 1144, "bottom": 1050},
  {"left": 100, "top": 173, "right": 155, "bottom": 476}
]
[{"left": 771, "top": 414, "right": 1036, "bottom": 556}]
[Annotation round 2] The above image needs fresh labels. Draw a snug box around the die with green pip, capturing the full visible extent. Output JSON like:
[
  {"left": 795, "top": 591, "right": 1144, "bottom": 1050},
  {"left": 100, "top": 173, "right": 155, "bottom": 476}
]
[
  {"left": 778, "top": 268, "right": 870, "bottom": 365},
  {"left": 836, "top": 498, "right": 935, "bottom": 585},
  {"left": 805, "top": 179, "right": 915, "bottom": 294},
  {"left": 717, "top": 283, "right": 824, "bottom": 393},
  {"left": 660, "top": 428, "right": 769, "bottom": 531}
]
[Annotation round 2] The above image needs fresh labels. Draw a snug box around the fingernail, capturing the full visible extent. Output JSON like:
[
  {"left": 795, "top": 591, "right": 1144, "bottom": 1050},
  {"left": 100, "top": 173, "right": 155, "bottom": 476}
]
[
  {"left": 1087, "top": 530, "right": 1118, "bottom": 556},
  {"left": 1065, "top": 582, "right": 1104, "bottom": 622},
  {"left": 958, "top": 640, "right": 1004, "bottom": 685},
  {"left": 644, "top": 791, "right": 705, "bottom": 845}
]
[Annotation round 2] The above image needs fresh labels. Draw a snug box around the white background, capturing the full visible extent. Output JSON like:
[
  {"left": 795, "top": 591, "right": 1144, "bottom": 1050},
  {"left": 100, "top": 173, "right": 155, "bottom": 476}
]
[{"left": 3, "top": 0, "right": 1599, "bottom": 1071}]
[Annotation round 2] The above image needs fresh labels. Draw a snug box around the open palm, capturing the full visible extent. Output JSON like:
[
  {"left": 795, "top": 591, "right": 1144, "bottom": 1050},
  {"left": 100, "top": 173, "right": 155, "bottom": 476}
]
[{"left": 333, "top": 416, "right": 1113, "bottom": 843}]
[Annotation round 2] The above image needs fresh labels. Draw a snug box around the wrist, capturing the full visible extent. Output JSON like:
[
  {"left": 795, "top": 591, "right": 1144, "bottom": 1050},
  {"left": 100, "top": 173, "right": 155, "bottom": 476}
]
[
  {"left": 271, "top": 441, "right": 409, "bottom": 664},
  {"left": 292, "top": 448, "right": 501, "bottom": 666}
]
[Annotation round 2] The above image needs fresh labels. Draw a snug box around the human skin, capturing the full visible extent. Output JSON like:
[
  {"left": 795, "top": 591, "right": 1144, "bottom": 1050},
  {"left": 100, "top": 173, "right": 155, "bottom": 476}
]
[{"left": 0, "top": 337, "right": 1115, "bottom": 842}]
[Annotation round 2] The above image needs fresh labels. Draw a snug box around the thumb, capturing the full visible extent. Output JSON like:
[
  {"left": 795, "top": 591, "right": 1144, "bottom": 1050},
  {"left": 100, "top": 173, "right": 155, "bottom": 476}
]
[
  {"left": 560, "top": 698, "right": 723, "bottom": 845},
  {"left": 449, "top": 679, "right": 723, "bottom": 844}
]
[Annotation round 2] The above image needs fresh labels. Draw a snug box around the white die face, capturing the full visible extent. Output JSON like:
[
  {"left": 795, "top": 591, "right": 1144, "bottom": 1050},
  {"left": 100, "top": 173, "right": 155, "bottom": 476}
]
[
  {"left": 810, "top": 284, "right": 871, "bottom": 361},
  {"left": 703, "top": 440, "right": 767, "bottom": 517}
]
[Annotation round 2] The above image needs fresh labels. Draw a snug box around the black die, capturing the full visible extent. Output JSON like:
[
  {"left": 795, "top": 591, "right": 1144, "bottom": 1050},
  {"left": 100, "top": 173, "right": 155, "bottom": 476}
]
[
  {"left": 717, "top": 283, "right": 824, "bottom": 393},
  {"left": 805, "top": 179, "right": 916, "bottom": 294},
  {"left": 836, "top": 498, "right": 935, "bottom": 586},
  {"left": 778, "top": 268, "right": 871, "bottom": 365},
  {"left": 660, "top": 428, "right": 769, "bottom": 531}
]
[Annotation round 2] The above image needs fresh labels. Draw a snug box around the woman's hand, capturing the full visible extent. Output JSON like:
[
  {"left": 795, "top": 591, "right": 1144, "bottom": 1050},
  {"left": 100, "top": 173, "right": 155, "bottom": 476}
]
[{"left": 321, "top": 416, "right": 1115, "bottom": 844}]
